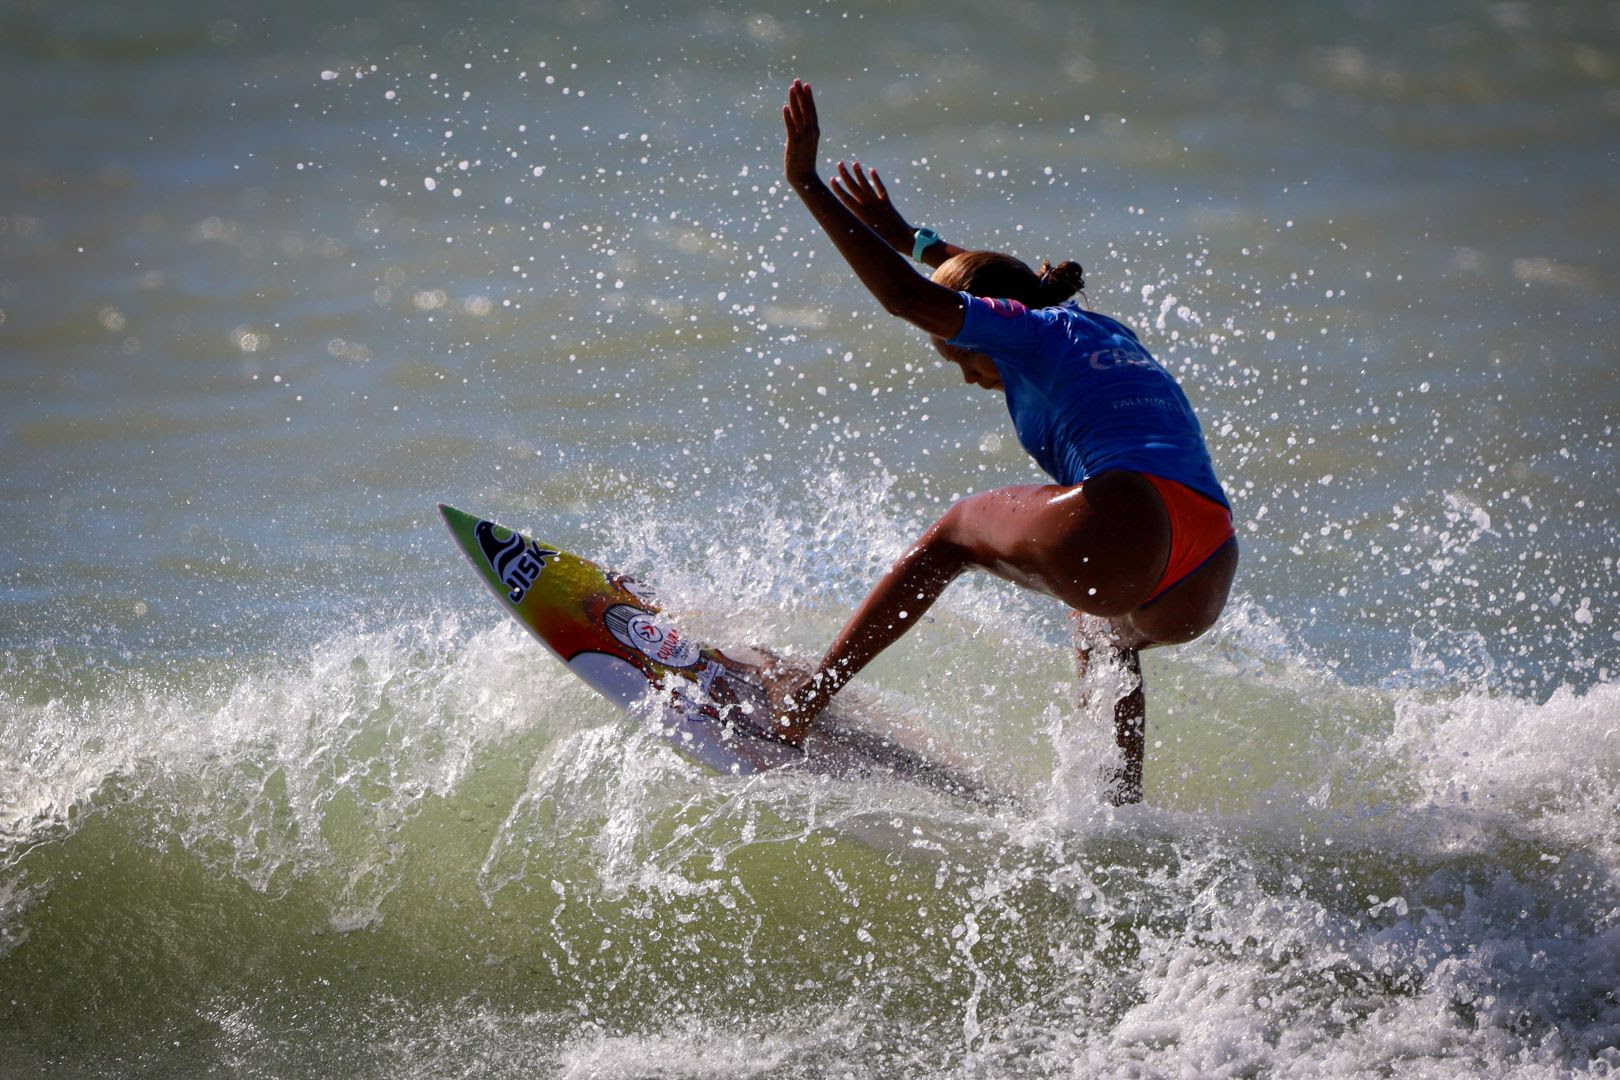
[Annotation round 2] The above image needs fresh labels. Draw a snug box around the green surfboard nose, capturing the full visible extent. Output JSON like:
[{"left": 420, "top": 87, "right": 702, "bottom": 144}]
[{"left": 438, "top": 502, "right": 476, "bottom": 533}]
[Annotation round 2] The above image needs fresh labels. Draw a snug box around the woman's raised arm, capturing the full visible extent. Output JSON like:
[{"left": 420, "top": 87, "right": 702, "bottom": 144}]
[{"left": 782, "top": 79, "right": 964, "bottom": 340}]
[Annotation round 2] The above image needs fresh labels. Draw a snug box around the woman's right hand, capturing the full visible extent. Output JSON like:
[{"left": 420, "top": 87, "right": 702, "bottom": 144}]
[
  {"left": 782, "top": 78, "right": 821, "bottom": 190},
  {"left": 830, "top": 161, "right": 914, "bottom": 254}
]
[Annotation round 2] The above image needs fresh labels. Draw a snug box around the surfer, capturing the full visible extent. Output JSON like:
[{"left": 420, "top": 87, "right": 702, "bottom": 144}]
[{"left": 768, "top": 79, "right": 1238, "bottom": 804}]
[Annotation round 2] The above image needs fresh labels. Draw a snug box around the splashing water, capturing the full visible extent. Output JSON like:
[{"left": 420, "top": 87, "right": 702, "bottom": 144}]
[{"left": 3, "top": 1, "right": 1617, "bottom": 1075}]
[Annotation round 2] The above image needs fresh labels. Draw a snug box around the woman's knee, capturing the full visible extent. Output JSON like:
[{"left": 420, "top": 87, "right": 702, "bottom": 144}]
[
  {"left": 927, "top": 493, "right": 993, "bottom": 557},
  {"left": 937, "top": 486, "right": 1052, "bottom": 551},
  {"left": 900, "top": 504, "right": 974, "bottom": 581}
]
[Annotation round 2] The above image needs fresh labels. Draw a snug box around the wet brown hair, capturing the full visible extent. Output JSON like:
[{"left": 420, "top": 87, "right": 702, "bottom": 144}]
[{"left": 930, "top": 250, "right": 1085, "bottom": 309}]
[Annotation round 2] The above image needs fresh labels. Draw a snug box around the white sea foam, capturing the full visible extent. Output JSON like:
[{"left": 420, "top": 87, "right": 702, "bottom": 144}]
[
  {"left": 5, "top": 587, "right": 1614, "bottom": 1075},
  {"left": 0, "top": 615, "right": 592, "bottom": 942},
  {"left": 1387, "top": 679, "right": 1620, "bottom": 858}
]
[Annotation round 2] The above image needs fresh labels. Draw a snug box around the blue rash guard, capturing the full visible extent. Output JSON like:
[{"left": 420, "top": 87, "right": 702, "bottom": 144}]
[{"left": 947, "top": 293, "right": 1229, "bottom": 509}]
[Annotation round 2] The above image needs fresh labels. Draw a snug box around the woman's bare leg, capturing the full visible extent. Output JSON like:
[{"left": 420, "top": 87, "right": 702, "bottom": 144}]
[
  {"left": 767, "top": 475, "right": 1171, "bottom": 740},
  {"left": 1112, "top": 652, "right": 1145, "bottom": 804},
  {"left": 766, "top": 510, "right": 974, "bottom": 737},
  {"left": 1074, "top": 628, "right": 1145, "bottom": 805}
]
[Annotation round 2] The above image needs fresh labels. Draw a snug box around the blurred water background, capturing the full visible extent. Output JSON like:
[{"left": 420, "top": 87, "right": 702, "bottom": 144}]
[{"left": 2, "top": 0, "right": 1618, "bottom": 1075}]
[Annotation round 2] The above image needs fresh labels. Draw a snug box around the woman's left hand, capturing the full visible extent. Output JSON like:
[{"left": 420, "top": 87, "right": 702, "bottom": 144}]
[
  {"left": 782, "top": 78, "right": 821, "bottom": 189},
  {"left": 830, "top": 161, "right": 913, "bottom": 252}
]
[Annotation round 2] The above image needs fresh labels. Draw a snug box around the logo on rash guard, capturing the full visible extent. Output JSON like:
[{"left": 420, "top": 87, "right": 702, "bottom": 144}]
[
  {"left": 983, "top": 298, "right": 1027, "bottom": 319},
  {"left": 1087, "top": 345, "right": 1160, "bottom": 371}
]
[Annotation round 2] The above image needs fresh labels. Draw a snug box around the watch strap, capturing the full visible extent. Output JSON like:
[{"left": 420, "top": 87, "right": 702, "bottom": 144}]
[{"left": 911, "top": 227, "right": 941, "bottom": 262}]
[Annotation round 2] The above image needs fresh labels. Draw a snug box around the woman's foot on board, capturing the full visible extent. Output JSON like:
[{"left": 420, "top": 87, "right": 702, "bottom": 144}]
[{"left": 760, "top": 662, "right": 833, "bottom": 746}]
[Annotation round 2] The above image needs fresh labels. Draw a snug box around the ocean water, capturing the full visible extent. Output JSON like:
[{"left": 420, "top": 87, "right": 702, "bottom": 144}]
[{"left": 3, "top": 0, "right": 1618, "bottom": 1075}]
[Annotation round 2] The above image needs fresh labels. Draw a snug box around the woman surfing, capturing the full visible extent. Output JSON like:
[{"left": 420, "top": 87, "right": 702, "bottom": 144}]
[{"left": 770, "top": 79, "right": 1237, "bottom": 804}]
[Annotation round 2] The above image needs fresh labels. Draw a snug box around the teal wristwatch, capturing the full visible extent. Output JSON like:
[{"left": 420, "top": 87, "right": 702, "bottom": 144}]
[{"left": 911, "top": 227, "right": 942, "bottom": 262}]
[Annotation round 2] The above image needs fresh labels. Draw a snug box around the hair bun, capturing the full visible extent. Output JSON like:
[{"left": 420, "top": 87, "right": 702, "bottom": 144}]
[
  {"left": 1036, "top": 260, "right": 1085, "bottom": 305},
  {"left": 934, "top": 249, "right": 1087, "bottom": 309}
]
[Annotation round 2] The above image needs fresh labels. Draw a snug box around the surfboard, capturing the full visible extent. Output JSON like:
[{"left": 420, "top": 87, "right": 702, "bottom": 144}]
[{"left": 438, "top": 503, "right": 999, "bottom": 803}]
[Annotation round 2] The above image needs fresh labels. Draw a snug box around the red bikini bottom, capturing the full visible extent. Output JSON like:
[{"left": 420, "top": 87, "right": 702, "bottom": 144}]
[{"left": 1141, "top": 474, "right": 1234, "bottom": 604}]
